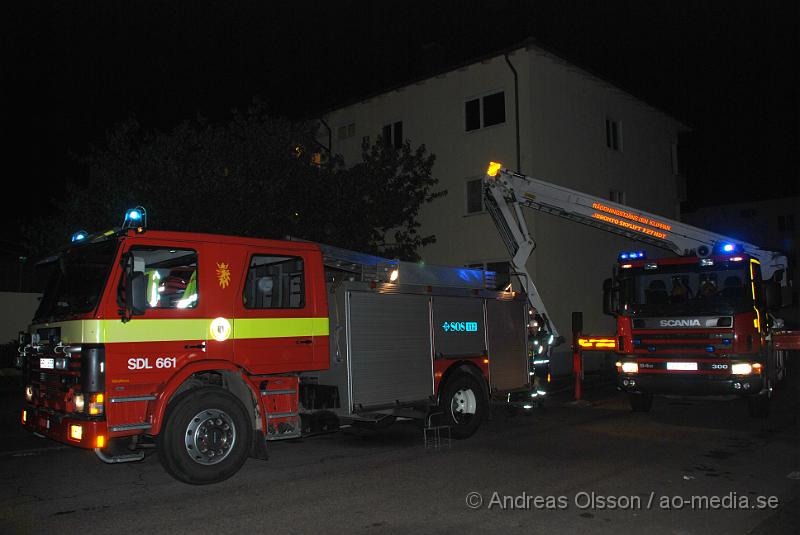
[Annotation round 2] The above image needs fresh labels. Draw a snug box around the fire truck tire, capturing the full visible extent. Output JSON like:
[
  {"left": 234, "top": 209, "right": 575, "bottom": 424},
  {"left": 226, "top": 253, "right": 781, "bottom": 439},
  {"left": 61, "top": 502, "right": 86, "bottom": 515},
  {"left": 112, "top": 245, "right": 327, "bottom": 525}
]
[
  {"left": 439, "top": 373, "right": 485, "bottom": 439},
  {"left": 158, "top": 387, "right": 252, "bottom": 485},
  {"left": 628, "top": 393, "right": 653, "bottom": 412}
]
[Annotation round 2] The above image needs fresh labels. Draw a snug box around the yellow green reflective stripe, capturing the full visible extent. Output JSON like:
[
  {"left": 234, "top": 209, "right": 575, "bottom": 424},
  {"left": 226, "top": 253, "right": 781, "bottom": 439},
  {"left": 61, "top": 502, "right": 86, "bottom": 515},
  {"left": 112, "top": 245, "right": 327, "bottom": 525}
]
[
  {"left": 32, "top": 318, "right": 330, "bottom": 344},
  {"left": 233, "top": 317, "right": 329, "bottom": 339}
]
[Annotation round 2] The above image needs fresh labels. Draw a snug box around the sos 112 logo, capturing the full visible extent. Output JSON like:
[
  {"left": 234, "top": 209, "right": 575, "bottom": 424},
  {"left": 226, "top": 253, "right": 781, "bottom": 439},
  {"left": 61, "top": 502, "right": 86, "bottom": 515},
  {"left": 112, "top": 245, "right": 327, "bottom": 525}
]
[{"left": 442, "top": 321, "right": 479, "bottom": 333}]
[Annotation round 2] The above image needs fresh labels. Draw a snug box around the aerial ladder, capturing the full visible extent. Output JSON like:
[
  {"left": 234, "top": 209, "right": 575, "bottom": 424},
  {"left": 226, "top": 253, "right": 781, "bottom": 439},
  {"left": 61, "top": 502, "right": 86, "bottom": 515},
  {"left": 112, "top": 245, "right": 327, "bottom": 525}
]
[{"left": 482, "top": 161, "right": 789, "bottom": 341}]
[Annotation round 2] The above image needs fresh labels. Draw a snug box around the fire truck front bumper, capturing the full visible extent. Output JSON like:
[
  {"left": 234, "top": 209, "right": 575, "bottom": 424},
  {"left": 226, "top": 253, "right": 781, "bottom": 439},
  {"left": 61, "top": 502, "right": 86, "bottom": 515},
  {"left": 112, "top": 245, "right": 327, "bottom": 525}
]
[
  {"left": 617, "top": 373, "right": 764, "bottom": 396},
  {"left": 21, "top": 405, "right": 108, "bottom": 450}
]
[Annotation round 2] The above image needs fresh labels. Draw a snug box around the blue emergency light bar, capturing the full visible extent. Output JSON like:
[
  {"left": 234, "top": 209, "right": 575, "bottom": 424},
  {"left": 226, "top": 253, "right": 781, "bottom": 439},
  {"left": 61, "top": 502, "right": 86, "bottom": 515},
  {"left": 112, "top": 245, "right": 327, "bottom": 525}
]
[
  {"left": 71, "top": 230, "right": 88, "bottom": 242},
  {"left": 714, "top": 242, "right": 743, "bottom": 255},
  {"left": 122, "top": 206, "right": 147, "bottom": 230},
  {"left": 618, "top": 251, "right": 645, "bottom": 261}
]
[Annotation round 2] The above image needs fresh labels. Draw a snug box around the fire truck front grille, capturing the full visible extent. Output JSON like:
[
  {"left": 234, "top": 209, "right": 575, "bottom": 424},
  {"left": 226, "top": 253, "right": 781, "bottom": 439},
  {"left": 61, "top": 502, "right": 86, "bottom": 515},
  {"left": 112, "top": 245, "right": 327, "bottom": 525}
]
[{"left": 631, "top": 331, "right": 734, "bottom": 353}]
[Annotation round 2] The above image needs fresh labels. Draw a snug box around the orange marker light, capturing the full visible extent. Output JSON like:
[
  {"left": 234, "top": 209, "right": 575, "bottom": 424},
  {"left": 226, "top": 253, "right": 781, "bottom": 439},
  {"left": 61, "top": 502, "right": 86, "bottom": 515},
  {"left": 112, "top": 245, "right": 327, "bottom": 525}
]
[
  {"left": 483, "top": 358, "right": 490, "bottom": 364},
  {"left": 578, "top": 337, "right": 617, "bottom": 350},
  {"left": 21, "top": 410, "right": 27, "bottom": 425},
  {"left": 96, "top": 435, "right": 106, "bottom": 449},
  {"left": 487, "top": 161, "right": 502, "bottom": 177}
]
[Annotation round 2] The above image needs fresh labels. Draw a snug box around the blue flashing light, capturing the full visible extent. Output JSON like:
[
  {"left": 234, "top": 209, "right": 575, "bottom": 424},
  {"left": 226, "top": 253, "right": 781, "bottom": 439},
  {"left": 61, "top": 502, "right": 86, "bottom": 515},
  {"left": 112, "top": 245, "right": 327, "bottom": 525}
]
[
  {"left": 619, "top": 251, "right": 646, "bottom": 262},
  {"left": 647, "top": 345, "right": 656, "bottom": 353},
  {"left": 70, "top": 231, "right": 88, "bottom": 242},
  {"left": 722, "top": 243, "right": 735, "bottom": 252},
  {"left": 122, "top": 206, "right": 147, "bottom": 230},
  {"left": 722, "top": 338, "right": 732, "bottom": 345},
  {"left": 705, "top": 345, "right": 715, "bottom": 353},
  {"left": 632, "top": 339, "right": 642, "bottom": 346}
]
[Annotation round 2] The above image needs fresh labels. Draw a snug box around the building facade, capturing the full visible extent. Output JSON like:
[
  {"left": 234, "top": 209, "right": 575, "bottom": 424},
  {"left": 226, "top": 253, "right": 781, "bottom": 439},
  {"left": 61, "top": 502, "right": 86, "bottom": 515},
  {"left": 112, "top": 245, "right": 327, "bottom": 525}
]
[{"left": 321, "top": 43, "right": 687, "bottom": 372}]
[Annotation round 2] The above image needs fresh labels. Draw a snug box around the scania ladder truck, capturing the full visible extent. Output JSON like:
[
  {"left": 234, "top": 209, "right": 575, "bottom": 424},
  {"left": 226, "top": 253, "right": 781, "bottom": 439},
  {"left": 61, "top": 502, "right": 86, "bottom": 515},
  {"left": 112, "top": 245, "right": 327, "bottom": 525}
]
[{"left": 482, "top": 162, "right": 797, "bottom": 416}]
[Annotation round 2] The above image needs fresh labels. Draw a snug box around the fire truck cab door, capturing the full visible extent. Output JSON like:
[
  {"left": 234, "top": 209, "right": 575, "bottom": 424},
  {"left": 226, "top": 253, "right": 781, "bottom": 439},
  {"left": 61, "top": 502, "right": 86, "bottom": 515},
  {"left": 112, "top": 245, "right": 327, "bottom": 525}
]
[
  {"left": 109, "top": 242, "right": 210, "bottom": 419},
  {"left": 233, "top": 248, "right": 318, "bottom": 374}
]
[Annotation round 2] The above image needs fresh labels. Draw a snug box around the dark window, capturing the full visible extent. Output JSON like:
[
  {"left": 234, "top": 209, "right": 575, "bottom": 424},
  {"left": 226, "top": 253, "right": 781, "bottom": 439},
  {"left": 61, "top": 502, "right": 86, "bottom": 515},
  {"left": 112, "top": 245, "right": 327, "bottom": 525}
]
[
  {"left": 606, "top": 118, "right": 622, "bottom": 151},
  {"left": 128, "top": 247, "right": 198, "bottom": 309},
  {"left": 466, "top": 178, "right": 483, "bottom": 214},
  {"left": 381, "top": 124, "right": 392, "bottom": 147},
  {"left": 610, "top": 190, "right": 626, "bottom": 205},
  {"left": 380, "top": 121, "right": 403, "bottom": 148},
  {"left": 244, "top": 255, "right": 305, "bottom": 309},
  {"left": 465, "top": 98, "right": 480, "bottom": 131},
  {"left": 482, "top": 92, "right": 505, "bottom": 127},
  {"left": 740, "top": 209, "right": 757, "bottom": 218},
  {"left": 465, "top": 92, "right": 505, "bottom": 131},
  {"left": 393, "top": 121, "right": 403, "bottom": 148}
]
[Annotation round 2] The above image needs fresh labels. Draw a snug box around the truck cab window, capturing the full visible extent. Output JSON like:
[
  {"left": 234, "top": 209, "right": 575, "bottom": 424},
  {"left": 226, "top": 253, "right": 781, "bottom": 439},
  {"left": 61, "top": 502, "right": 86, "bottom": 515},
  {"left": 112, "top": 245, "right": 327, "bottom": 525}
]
[
  {"left": 126, "top": 247, "right": 199, "bottom": 309},
  {"left": 244, "top": 255, "right": 305, "bottom": 309}
]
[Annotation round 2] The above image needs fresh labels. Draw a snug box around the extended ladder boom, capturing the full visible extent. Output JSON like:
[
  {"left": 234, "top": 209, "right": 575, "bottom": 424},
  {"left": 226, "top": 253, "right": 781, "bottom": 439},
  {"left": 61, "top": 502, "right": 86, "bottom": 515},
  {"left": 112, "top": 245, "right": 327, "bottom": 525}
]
[{"left": 483, "top": 162, "right": 789, "bottom": 338}]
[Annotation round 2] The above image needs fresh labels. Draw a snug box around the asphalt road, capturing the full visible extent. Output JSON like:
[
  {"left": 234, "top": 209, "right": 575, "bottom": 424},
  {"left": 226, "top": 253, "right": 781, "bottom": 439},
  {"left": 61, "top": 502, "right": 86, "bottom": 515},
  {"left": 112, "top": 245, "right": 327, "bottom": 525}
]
[{"left": 1, "top": 371, "right": 798, "bottom": 535}]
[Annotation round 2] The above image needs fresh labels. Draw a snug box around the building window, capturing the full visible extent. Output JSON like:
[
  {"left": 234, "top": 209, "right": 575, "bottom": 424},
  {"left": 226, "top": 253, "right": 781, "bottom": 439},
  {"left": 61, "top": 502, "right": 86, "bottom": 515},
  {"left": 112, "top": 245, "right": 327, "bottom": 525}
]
[
  {"left": 381, "top": 121, "right": 403, "bottom": 149},
  {"left": 610, "top": 189, "right": 626, "bottom": 205},
  {"left": 778, "top": 214, "right": 795, "bottom": 232},
  {"left": 243, "top": 255, "right": 305, "bottom": 309},
  {"left": 465, "top": 178, "right": 484, "bottom": 214},
  {"left": 671, "top": 143, "right": 680, "bottom": 175},
  {"left": 606, "top": 118, "right": 622, "bottom": 151},
  {"left": 465, "top": 91, "right": 506, "bottom": 132},
  {"left": 337, "top": 123, "right": 356, "bottom": 140},
  {"left": 466, "top": 261, "right": 510, "bottom": 291}
]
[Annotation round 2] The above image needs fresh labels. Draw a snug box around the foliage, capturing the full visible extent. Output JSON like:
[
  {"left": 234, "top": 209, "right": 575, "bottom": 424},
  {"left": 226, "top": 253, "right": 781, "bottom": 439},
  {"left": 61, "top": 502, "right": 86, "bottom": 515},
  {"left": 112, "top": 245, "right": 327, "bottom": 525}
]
[{"left": 22, "top": 104, "right": 444, "bottom": 261}]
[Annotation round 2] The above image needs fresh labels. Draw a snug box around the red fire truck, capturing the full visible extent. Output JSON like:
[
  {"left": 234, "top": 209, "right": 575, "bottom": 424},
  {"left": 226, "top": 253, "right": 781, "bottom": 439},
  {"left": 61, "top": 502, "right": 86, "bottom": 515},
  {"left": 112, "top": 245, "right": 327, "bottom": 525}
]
[
  {"left": 483, "top": 162, "right": 798, "bottom": 416},
  {"left": 19, "top": 208, "right": 537, "bottom": 484}
]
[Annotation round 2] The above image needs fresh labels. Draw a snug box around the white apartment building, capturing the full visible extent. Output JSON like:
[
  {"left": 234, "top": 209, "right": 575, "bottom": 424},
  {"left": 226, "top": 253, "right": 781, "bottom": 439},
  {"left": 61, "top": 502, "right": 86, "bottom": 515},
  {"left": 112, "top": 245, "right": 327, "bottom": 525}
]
[{"left": 321, "top": 41, "right": 688, "bottom": 372}]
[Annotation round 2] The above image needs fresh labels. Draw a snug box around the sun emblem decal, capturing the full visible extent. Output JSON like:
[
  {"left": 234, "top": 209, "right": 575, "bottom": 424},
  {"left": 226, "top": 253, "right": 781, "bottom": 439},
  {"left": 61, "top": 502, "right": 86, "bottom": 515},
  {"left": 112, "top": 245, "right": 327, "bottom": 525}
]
[{"left": 216, "top": 262, "right": 231, "bottom": 289}]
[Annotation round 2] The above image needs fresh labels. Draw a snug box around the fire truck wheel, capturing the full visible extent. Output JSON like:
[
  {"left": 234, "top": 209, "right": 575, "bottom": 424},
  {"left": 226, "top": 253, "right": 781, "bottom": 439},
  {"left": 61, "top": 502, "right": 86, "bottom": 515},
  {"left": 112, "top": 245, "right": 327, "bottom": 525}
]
[
  {"left": 440, "top": 373, "right": 485, "bottom": 439},
  {"left": 158, "top": 387, "right": 252, "bottom": 485},
  {"left": 628, "top": 393, "right": 653, "bottom": 412}
]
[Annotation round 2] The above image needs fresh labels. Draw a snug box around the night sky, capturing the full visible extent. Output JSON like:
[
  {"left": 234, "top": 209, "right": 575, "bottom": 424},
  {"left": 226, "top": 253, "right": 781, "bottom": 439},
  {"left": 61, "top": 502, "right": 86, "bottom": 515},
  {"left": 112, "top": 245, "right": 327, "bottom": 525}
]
[{"left": 4, "top": 1, "right": 798, "bottom": 248}]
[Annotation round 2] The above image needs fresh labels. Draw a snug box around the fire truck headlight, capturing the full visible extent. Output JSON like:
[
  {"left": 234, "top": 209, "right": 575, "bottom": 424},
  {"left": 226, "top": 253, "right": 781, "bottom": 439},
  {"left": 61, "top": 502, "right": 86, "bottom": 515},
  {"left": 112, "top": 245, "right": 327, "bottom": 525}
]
[
  {"left": 25, "top": 385, "right": 33, "bottom": 401},
  {"left": 621, "top": 362, "right": 639, "bottom": 374},
  {"left": 74, "top": 394, "right": 85, "bottom": 412},
  {"left": 389, "top": 269, "right": 399, "bottom": 282},
  {"left": 731, "top": 363, "right": 753, "bottom": 375},
  {"left": 69, "top": 424, "right": 83, "bottom": 442}
]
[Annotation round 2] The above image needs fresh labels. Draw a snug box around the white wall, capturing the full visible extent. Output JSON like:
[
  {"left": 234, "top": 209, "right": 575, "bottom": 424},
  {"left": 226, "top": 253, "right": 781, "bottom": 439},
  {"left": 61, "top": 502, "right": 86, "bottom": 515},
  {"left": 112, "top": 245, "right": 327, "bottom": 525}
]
[
  {"left": 323, "top": 45, "right": 686, "bottom": 373},
  {"left": 0, "top": 292, "right": 41, "bottom": 343}
]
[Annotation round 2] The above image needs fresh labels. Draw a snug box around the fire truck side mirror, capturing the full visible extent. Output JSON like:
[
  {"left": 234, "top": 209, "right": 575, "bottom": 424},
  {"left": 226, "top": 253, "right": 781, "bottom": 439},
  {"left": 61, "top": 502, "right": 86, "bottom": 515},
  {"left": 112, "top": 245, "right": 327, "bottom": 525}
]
[
  {"left": 127, "top": 272, "right": 147, "bottom": 316},
  {"left": 602, "top": 278, "right": 617, "bottom": 316},
  {"left": 120, "top": 253, "right": 147, "bottom": 319}
]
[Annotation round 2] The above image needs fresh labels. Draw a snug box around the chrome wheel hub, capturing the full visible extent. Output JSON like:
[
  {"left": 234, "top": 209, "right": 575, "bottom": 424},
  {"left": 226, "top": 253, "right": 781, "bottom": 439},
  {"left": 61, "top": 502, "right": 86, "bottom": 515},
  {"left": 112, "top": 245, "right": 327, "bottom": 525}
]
[
  {"left": 450, "top": 388, "right": 477, "bottom": 422},
  {"left": 185, "top": 409, "right": 237, "bottom": 465}
]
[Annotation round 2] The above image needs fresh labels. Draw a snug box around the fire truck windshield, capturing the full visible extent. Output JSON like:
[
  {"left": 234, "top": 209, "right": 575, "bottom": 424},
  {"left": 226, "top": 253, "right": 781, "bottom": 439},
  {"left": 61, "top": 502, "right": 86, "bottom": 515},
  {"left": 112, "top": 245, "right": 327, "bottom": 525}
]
[
  {"left": 34, "top": 239, "right": 119, "bottom": 322},
  {"left": 618, "top": 261, "right": 754, "bottom": 316}
]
